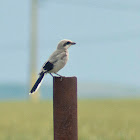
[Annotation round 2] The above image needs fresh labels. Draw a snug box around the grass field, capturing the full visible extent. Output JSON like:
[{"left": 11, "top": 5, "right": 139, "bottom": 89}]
[{"left": 0, "top": 99, "right": 140, "bottom": 140}]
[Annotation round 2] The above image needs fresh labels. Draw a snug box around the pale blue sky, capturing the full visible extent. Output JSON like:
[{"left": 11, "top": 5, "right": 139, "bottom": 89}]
[{"left": 0, "top": 0, "right": 140, "bottom": 88}]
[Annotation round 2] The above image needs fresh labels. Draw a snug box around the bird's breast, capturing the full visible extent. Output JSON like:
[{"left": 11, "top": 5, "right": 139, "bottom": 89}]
[
  {"left": 61, "top": 51, "right": 69, "bottom": 60},
  {"left": 50, "top": 51, "right": 69, "bottom": 73}
]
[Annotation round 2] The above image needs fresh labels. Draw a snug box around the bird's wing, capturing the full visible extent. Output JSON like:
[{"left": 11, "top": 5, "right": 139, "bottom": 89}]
[
  {"left": 39, "top": 61, "right": 54, "bottom": 74},
  {"left": 39, "top": 50, "right": 66, "bottom": 74},
  {"left": 43, "top": 61, "right": 54, "bottom": 71}
]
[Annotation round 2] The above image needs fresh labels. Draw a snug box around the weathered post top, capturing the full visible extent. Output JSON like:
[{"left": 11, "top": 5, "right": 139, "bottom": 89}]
[{"left": 53, "top": 76, "right": 78, "bottom": 140}]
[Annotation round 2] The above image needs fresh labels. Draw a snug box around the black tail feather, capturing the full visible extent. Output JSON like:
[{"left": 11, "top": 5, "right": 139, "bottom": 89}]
[{"left": 29, "top": 73, "right": 44, "bottom": 94}]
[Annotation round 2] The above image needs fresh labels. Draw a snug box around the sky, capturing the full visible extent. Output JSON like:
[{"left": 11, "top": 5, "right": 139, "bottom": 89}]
[{"left": 0, "top": 0, "right": 140, "bottom": 88}]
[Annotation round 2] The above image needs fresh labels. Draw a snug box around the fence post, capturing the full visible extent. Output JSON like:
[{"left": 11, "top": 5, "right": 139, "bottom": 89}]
[{"left": 53, "top": 77, "right": 78, "bottom": 140}]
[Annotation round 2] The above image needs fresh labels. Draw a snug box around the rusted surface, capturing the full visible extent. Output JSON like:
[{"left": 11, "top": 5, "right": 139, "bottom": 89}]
[{"left": 53, "top": 77, "right": 78, "bottom": 140}]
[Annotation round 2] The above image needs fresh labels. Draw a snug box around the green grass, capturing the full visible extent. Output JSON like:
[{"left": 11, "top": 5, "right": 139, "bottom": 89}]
[{"left": 0, "top": 99, "right": 140, "bottom": 140}]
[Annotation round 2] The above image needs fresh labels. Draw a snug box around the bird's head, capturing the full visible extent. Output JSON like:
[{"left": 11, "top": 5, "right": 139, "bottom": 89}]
[{"left": 57, "top": 39, "right": 76, "bottom": 50}]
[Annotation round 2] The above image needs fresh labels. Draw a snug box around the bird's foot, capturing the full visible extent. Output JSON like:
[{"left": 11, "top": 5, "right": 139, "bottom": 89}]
[
  {"left": 54, "top": 73, "right": 64, "bottom": 81},
  {"left": 60, "top": 76, "right": 63, "bottom": 81}
]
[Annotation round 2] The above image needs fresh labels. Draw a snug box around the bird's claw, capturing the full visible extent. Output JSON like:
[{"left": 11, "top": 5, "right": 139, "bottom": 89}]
[{"left": 60, "top": 76, "right": 63, "bottom": 81}]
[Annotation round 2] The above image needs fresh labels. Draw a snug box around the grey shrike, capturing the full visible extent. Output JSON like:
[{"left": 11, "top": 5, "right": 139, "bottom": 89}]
[{"left": 29, "top": 39, "right": 76, "bottom": 95}]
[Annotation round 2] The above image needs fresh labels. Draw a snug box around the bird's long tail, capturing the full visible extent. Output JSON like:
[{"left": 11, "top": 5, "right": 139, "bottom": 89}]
[{"left": 29, "top": 72, "right": 45, "bottom": 95}]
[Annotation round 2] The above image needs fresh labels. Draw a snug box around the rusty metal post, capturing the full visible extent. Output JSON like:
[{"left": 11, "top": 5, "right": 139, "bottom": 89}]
[{"left": 53, "top": 77, "right": 78, "bottom": 140}]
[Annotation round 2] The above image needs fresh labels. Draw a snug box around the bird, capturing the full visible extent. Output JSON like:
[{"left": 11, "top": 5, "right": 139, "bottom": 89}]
[{"left": 29, "top": 39, "right": 76, "bottom": 95}]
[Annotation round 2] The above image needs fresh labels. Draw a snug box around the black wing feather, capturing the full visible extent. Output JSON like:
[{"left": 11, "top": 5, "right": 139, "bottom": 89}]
[{"left": 43, "top": 61, "right": 54, "bottom": 72}]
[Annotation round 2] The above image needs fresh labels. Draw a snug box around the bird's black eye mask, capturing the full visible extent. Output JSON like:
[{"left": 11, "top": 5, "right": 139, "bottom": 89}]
[{"left": 63, "top": 41, "right": 71, "bottom": 47}]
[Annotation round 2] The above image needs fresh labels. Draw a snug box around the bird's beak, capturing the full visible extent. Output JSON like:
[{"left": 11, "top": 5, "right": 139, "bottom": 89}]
[{"left": 71, "top": 42, "right": 76, "bottom": 45}]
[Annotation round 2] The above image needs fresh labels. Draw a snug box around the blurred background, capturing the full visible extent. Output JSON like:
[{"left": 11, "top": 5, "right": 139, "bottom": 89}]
[
  {"left": 0, "top": 0, "right": 140, "bottom": 100},
  {"left": 1, "top": 1, "right": 140, "bottom": 140}
]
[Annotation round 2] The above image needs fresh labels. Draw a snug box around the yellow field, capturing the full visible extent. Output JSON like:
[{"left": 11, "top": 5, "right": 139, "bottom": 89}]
[{"left": 0, "top": 100, "right": 140, "bottom": 140}]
